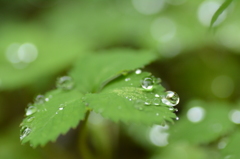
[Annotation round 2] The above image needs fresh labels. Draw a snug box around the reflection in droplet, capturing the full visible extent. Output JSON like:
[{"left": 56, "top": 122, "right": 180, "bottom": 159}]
[
  {"left": 18, "top": 43, "right": 38, "bottom": 63},
  {"left": 132, "top": 0, "right": 165, "bottom": 15},
  {"left": 20, "top": 127, "right": 31, "bottom": 140},
  {"left": 149, "top": 125, "right": 169, "bottom": 147},
  {"left": 161, "top": 91, "right": 179, "bottom": 106},
  {"left": 197, "top": 1, "right": 227, "bottom": 27},
  {"left": 141, "top": 77, "right": 154, "bottom": 91},
  {"left": 135, "top": 69, "right": 142, "bottom": 75},
  {"left": 56, "top": 76, "right": 74, "bottom": 90},
  {"left": 211, "top": 75, "right": 234, "bottom": 98},
  {"left": 187, "top": 106, "right": 205, "bottom": 123},
  {"left": 151, "top": 17, "right": 176, "bottom": 42},
  {"left": 229, "top": 109, "right": 240, "bottom": 124},
  {"left": 26, "top": 106, "right": 37, "bottom": 116}
]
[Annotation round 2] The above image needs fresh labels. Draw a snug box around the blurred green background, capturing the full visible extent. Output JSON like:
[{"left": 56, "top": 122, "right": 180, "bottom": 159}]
[{"left": 1, "top": 0, "right": 240, "bottom": 159}]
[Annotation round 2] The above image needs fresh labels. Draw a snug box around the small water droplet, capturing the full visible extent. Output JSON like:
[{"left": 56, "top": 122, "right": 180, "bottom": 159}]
[
  {"left": 20, "top": 127, "right": 31, "bottom": 140},
  {"left": 155, "top": 94, "right": 160, "bottom": 97},
  {"left": 174, "top": 108, "right": 178, "bottom": 112},
  {"left": 129, "top": 98, "right": 132, "bottom": 101},
  {"left": 176, "top": 117, "right": 179, "bottom": 120},
  {"left": 27, "top": 116, "right": 35, "bottom": 122},
  {"left": 35, "top": 95, "right": 45, "bottom": 105},
  {"left": 59, "top": 104, "right": 65, "bottom": 111},
  {"left": 161, "top": 91, "right": 179, "bottom": 106},
  {"left": 135, "top": 69, "right": 142, "bottom": 74},
  {"left": 169, "top": 107, "right": 174, "bottom": 111},
  {"left": 56, "top": 76, "right": 74, "bottom": 90},
  {"left": 153, "top": 98, "right": 161, "bottom": 105},
  {"left": 141, "top": 77, "right": 154, "bottom": 91},
  {"left": 26, "top": 106, "right": 37, "bottom": 116},
  {"left": 144, "top": 99, "right": 151, "bottom": 105},
  {"left": 125, "top": 78, "right": 131, "bottom": 82},
  {"left": 156, "top": 113, "right": 159, "bottom": 116},
  {"left": 45, "top": 98, "right": 49, "bottom": 102}
]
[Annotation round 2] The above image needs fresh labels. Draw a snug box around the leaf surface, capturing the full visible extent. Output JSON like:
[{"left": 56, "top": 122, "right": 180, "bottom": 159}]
[
  {"left": 85, "top": 72, "right": 177, "bottom": 125},
  {"left": 20, "top": 89, "right": 86, "bottom": 147}
]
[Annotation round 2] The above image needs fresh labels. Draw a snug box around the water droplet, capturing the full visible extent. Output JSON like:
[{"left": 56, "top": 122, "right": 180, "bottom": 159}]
[
  {"left": 141, "top": 77, "right": 154, "bottom": 91},
  {"left": 174, "top": 108, "right": 178, "bottom": 112},
  {"left": 187, "top": 106, "right": 205, "bottom": 123},
  {"left": 135, "top": 69, "right": 142, "bottom": 74},
  {"left": 20, "top": 127, "right": 31, "bottom": 140},
  {"left": 26, "top": 106, "right": 37, "bottom": 116},
  {"left": 155, "top": 94, "right": 160, "bottom": 97},
  {"left": 129, "top": 98, "right": 132, "bottom": 101},
  {"left": 156, "top": 113, "right": 159, "bottom": 116},
  {"left": 35, "top": 95, "right": 45, "bottom": 105},
  {"left": 59, "top": 104, "right": 65, "bottom": 111},
  {"left": 56, "top": 76, "right": 74, "bottom": 90},
  {"left": 153, "top": 98, "right": 161, "bottom": 105},
  {"left": 144, "top": 99, "right": 151, "bottom": 105},
  {"left": 176, "top": 117, "right": 179, "bottom": 120},
  {"left": 161, "top": 91, "right": 179, "bottom": 106},
  {"left": 45, "top": 98, "right": 49, "bottom": 102},
  {"left": 125, "top": 78, "right": 131, "bottom": 82},
  {"left": 169, "top": 107, "right": 174, "bottom": 111},
  {"left": 27, "top": 116, "right": 35, "bottom": 122}
]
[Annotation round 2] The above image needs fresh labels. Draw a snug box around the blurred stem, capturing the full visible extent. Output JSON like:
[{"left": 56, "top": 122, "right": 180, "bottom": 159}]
[{"left": 79, "top": 110, "right": 93, "bottom": 159}]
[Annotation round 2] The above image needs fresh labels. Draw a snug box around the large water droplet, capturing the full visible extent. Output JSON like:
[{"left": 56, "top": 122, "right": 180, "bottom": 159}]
[
  {"left": 141, "top": 77, "right": 154, "bottom": 91},
  {"left": 35, "top": 95, "right": 45, "bottom": 105},
  {"left": 161, "top": 91, "right": 179, "bottom": 106},
  {"left": 26, "top": 106, "right": 37, "bottom": 116},
  {"left": 135, "top": 69, "right": 142, "bottom": 75},
  {"left": 56, "top": 76, "right": 74, "bottom": 90},
  {"left": 20, "top": 127, "right": 31, "bottom": 140},
  {"left": 187, "top": 106, "right": 205, "bottom": 123},
  {"left": 144, "top": 98, "right": 151, "bottom": 105},
  {"left": 153, "top": 98, "right": 161, "bottom": 106}
]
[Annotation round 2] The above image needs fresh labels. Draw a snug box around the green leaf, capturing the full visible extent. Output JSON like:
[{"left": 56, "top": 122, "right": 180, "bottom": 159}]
[
  {"left": 169, "top": 100, "right": 234, "bottom": 144},
  {"left": 221, "top": 130, "right": 240, "bottom": 159},
  {"left": 85, "top": 72, "right": 177, "bottom": 125},
  {"left": 69, "top": 48, "right": 157, "bottom": 93},
  {"left": 210, "top": 0, "right": 233, "bottom": 28},
  {"left": 20, "top": 89, "right": 87, "bottom": 147}
]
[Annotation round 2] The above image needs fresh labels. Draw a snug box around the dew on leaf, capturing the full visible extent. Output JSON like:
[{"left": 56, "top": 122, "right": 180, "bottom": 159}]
[
  {"left": 56, "top": 76, "right": 74, "bottom": 90},
  {"left": 27, "top": 116, "right": 35, "bottom": 122},
  {"left": 169, "top": 107, "right": 174, "bottom": 111},
  {"left": 144, "top": 98, "right": 151, "bottom": 105},
  {"left": 161, "top": 91, "right": 179, "bottom": 106},
  {"left": 125, "top": 78, "right": 131, "bottom": 82},
  {"left": 176, "top": 117, "right": 179, "bottom": 120},
  {"left": 35, "top": 95, "right": 45, "bottom": 105},
  {"left": 20, "top": 126, "right": 31, "bottom": 140},
  {"left": 26, "top": 105, "right": 37, "bottom": 116},
  {"left": 141, "top": 77, "right": 154, "bottom": 91},
  {"left": 135, "top": 69, "right": 142, "bottom": 74},
  {"left": 155, "top": 94, "right": 160, "bottom": 97},
  {"left": 156, "top": 113, "right": 159, "bottom": 116},
  {"left": 153, "top": 98, "right": 161, "bottom": 106}
]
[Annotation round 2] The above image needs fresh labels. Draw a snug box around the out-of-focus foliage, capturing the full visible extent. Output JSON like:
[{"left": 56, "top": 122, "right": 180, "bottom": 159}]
[{"left": 1, "top": 0, "right": 240, "bottom": 158}]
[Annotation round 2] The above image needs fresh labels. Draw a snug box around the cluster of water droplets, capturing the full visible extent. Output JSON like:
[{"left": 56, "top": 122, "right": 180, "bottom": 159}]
[{"left": 125, "top": 69, "right": 180, "bottom": 119}]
